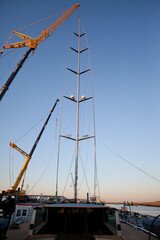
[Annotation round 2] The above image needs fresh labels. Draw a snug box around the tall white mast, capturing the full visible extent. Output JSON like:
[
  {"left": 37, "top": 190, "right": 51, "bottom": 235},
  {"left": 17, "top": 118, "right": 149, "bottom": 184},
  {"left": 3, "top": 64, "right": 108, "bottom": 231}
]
[
  {"left": 74, "top": 16, "right": 81, "bottom": 203},
  {"left": 57, "top": 16, "right": 97, "bottom": 202}
]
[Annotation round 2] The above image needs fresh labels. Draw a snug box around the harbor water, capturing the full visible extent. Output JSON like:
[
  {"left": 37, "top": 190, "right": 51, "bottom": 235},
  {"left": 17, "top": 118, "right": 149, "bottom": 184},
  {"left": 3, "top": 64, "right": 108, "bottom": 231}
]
[{"left": 106, "top": 204, "right": 160, "bottom": 217}]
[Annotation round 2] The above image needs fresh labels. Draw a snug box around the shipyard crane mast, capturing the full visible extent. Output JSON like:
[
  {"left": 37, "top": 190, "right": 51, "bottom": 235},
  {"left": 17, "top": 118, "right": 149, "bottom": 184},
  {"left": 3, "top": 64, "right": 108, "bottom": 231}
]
[
  {"left": 6, "top": 99, "right": 59, "bottom": 198},
  {"left": 0, "top": 4, "right": 80, "bottom": 101}
]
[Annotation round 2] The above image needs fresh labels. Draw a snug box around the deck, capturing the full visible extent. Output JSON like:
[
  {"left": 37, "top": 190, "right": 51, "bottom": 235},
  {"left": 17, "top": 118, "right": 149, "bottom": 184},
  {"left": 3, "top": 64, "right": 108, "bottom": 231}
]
[{"left": 6, "top": 221, "right": 158, "bottom": 240}]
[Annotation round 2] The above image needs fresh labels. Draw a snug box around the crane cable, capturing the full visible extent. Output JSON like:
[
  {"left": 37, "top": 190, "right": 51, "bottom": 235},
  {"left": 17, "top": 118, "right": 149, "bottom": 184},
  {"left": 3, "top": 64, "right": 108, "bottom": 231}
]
[
  {"left": 3, "top": 33, "right": 14, "bottom": 50},
  {"left": 2, "top": 8, "right": 68, "bottom": 48},
  {"left": 16, "top": 8, "right": 67, "bottom": 32},
  {"left": 26, "top": 110, "right": 59, "bottom": 194},
  {"left": 14, "top": 111, "right": 48, "bottom": 144},
  {"left": 0, "top": 49, "right": 20, "bottom": 81},
  {"left": 21, "top": 170, "right": 27, "bottom": 191},
  {"left": 26, "top": 143, "right": 58, "bottom": 194}
]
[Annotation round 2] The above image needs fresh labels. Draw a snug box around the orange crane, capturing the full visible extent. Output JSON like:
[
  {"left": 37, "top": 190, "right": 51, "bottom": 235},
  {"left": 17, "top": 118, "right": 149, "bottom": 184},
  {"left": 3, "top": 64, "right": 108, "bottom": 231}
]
[
  {"left": 6, "top": 99, "right": 59, "bottom": 200},
  {"left": 0, "top": 4, "right": 80, "bottom": 101}
]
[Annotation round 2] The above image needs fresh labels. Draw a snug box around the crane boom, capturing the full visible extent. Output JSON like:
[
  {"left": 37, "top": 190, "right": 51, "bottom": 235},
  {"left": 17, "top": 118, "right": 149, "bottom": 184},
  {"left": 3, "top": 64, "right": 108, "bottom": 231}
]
[
  {"left": 1, "top": 4, "right": 80, "bottom": 51},
  {"left": 0, "top": 4, "right": 79, "bottom": 101},
  {"left": 8, "top": 98, "right": 59, "bottom": 194},
  {"left": 0, "top": 48, "right": 32, "bottom": 101}
]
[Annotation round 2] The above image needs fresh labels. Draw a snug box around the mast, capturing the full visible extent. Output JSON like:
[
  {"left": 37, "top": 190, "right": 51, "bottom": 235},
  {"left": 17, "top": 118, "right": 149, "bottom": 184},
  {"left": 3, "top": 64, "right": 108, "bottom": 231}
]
[
  {"left": 74, "top": 16, "right": 81, "bottom": 203},
  {"left": 58, "top": 16, "right": 95, "bottom": 202}
]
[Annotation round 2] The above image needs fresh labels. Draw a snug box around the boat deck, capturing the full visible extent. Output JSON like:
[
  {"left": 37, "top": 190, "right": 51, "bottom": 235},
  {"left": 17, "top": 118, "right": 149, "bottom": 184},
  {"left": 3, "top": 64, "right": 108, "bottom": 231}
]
[
  {"left": 121, "top": 222, "right": 158, "bottom": 240},
  {"left": 6, "top": 221, "right": 158, "bottom": 240}
]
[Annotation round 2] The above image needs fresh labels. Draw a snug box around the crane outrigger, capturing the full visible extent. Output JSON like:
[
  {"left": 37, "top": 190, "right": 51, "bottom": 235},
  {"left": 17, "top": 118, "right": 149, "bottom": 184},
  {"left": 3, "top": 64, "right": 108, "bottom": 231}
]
[
  {"left": 0, "top": 4, "right": 80, "bottom": 101},
  {"left": 6, "top": 98, "right": 59, "bottom": 200}
]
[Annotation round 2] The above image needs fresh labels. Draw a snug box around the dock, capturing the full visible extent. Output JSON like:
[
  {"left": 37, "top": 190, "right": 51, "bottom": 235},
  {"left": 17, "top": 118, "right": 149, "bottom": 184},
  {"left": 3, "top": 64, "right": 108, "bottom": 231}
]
[
  {"left": 6, "top": 221, "right": 158, "bottom": 240},
  {"left": 6, "top": 221, "right": 30, "bottom": 240}
]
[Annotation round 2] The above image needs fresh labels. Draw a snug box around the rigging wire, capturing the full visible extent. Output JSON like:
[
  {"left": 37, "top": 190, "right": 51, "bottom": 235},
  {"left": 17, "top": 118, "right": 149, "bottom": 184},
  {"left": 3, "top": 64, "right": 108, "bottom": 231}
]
[
  {"left": 103, "top": 144, "right": 160, "bottom": 183},
  {"left": 81, "top": 22, "right": 101, "bottom": 199},
  {"left": 55, "top": 119, "right": 58, "bottom": 141},
  {"left": 78, "top": 65, "right": 91, "bottom": 193},
  {"left": 62, "top": 148, "right": 75, "bottom": 196},
  {"left": 61, "top": 39, "right": 77, "bottom": 134},
  {"left": 78, "top": 147, "right": 91, "bottom": 196},
  {"left": 56, "top": 63, "right": 68, "bottom": 196},
  {"left": 57, "top": 19, "right": 99, "bottom": 199},
  {"left": 95, "top": 158, "right": 101, "bottom": 200},
  {"left": 78, "top": 140, "right": 89, "bottom": 191},
  {"left": 55, "top": 103, "right": 59, "bottom": 141},
  {"left": 56, "top": 29, "right": 77, "bottom": 196},
  {"left": 26, "top": 142, "right": 57, "bottom": 194}
]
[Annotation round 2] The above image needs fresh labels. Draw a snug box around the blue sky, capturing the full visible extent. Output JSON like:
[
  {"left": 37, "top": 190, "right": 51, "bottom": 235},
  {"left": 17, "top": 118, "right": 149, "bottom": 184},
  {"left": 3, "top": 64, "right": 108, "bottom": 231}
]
[{"left": 1, "top": 0, "right": 160, "bottom": 202}]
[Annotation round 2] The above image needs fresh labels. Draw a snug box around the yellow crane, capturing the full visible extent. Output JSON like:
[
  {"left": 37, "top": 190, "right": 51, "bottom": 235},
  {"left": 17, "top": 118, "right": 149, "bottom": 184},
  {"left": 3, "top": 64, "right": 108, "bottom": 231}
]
[
  {"left": 8, "top": 142, "right": 30, "bottom": 199},
  {"left": 0, "top": 4, "right": 80, "bottom": 101},
  {"left": 6, "top": 99, "right": 59, "bottom": 200}
]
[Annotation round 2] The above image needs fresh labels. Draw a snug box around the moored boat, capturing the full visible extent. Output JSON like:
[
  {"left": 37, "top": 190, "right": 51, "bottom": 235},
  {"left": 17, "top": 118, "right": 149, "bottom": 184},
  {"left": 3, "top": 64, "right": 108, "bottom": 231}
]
[
  {"left": 25, "top": 15, "right": 124, "bottom": 240},
  {"left": 27, "top": 203, "right": 123, "bottom": 240}
]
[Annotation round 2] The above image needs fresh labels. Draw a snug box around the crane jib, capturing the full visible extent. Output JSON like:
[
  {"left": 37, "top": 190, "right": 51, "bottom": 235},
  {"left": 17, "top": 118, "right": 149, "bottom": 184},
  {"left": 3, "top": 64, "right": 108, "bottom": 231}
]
[
  {"left": 29, "top": 98, "right": 59, "bottom": 157},
  {"left": 0, "top": 4, "right": 80, "bottom": 101}
]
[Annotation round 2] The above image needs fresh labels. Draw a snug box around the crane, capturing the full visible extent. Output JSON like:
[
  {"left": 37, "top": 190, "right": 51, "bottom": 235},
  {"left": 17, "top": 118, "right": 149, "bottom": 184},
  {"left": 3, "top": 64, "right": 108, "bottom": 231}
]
[
  {"left": 6, "top": 98, "right": 59, "bottom": 199},
  {"left": 0, "top": 4, "right": 80, "bottom": 101}
]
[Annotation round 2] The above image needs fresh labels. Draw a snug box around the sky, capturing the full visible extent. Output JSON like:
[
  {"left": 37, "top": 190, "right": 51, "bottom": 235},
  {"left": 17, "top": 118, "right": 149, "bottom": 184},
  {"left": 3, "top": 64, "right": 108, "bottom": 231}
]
[{"left": 0, "top": 0, "right": 160, "bottom": 202}]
